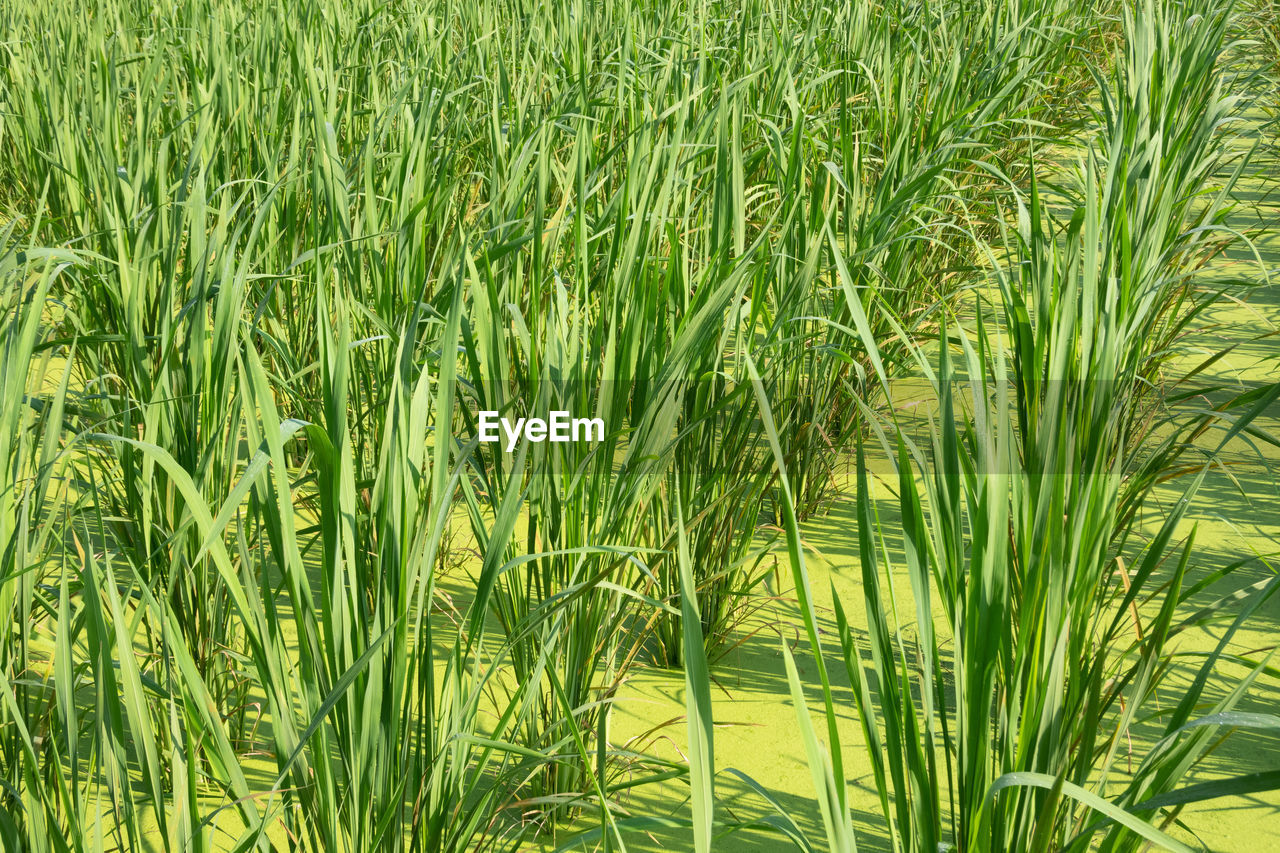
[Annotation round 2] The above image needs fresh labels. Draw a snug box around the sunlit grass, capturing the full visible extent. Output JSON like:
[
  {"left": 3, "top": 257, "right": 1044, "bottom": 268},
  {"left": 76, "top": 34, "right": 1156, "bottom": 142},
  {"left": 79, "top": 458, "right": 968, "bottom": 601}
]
[{"left": 1, "top": 0, "right": 1277, "bottom": 850}]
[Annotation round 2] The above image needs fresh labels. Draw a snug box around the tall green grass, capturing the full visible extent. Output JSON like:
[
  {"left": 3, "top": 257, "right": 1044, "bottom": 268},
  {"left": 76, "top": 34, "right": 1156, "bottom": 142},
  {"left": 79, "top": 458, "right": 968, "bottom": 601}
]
[
  {"left": 0, "top": 0, "right": 1275, "bottom": 850},
  {"left": 759, "top": 2, "right": 1280, "bottom": 851}
]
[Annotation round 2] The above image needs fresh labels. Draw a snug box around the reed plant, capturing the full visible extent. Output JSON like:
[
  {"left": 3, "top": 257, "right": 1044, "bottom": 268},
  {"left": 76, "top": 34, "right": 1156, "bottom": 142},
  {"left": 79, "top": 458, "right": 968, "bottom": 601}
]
[
  {"left": 757, "top": 2, "right": 1280, "bottom": 851},
  {"left": 1, "top": 0, "right": 1276, "bottom": 850}
]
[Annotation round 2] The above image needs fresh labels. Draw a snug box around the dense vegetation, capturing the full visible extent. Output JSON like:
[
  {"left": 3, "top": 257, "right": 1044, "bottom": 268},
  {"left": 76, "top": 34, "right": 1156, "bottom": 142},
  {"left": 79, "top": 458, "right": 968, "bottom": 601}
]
[{"left": 1, "top": 0, "right": 1277, "bottom": 850}]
